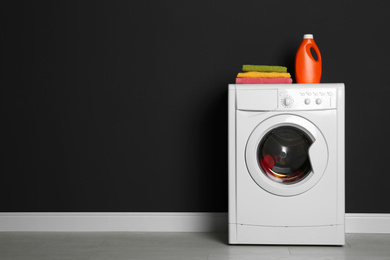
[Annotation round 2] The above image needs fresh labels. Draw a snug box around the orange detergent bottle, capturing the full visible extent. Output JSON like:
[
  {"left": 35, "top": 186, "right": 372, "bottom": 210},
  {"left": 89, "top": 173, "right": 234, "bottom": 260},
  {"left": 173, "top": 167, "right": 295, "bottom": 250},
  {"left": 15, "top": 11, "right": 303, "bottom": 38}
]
[{"left": 295, "top": 34, "right": 322, "bottom": 83}]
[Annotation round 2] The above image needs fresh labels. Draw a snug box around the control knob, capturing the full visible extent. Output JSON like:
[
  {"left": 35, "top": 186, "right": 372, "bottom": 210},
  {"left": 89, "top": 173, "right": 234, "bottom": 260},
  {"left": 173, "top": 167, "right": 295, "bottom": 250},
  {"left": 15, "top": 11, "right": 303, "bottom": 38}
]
[
  {"left": 283, "top": 97, "right": 293, "bottom": 107},
  {"left": 316, "top": 98, "right": 322, "bottom": 105},
  {"left": 304, "top": 98, "right": 311, "bottom": 105}
]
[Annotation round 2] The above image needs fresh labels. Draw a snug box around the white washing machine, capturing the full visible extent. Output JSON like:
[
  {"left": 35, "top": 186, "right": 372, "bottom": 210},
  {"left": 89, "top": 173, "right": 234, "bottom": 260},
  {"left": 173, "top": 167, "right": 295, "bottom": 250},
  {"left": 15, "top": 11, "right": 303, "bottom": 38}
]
[{"left": 228, "top": 84, "right": 345, "bottom": 245}]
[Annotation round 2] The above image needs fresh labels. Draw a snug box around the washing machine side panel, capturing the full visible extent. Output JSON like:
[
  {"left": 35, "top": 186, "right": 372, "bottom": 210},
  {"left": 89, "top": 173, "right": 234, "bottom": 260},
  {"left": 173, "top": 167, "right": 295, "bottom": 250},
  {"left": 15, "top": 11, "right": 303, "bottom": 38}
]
[
  {"left": 228, "top": 86, "right": 237, "bottom": 226},
  {"left": 337, "top": 84, "right": 345, "bottom": 225},
  {"left": 236, "top": 110, "right": 340, "bottom": 227}
]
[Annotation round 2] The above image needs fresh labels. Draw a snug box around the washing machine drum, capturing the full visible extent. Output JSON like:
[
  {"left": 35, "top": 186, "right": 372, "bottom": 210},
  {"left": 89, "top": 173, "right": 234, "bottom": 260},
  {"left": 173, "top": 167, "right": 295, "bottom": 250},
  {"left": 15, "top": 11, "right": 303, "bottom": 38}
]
[{"left": 258, "top": 126, "right": 313, "bottom": 184}]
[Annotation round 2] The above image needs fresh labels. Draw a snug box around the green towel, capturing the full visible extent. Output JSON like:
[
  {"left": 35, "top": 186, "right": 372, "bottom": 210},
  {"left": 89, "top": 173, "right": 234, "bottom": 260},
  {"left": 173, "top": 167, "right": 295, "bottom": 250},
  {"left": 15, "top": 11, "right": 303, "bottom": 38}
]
[{"left": 242, "top": 65, "right": 287, "bottom": 73}]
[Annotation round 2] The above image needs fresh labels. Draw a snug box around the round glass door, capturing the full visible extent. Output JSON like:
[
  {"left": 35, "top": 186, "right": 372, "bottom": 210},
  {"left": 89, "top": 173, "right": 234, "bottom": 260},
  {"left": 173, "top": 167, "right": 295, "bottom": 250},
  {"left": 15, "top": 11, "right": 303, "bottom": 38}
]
[
  {"left": 245, "top": 114, "right": 328, "bottom": 196},
  {"left": 258, "top": 126, "right": 313, "bottom": 184}
]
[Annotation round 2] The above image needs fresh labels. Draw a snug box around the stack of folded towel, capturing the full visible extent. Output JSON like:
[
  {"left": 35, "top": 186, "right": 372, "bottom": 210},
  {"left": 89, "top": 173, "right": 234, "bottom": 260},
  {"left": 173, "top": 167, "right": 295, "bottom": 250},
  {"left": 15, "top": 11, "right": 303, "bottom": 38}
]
[{"left": 236, "top": 65, "right": 293, "bottom": 84}]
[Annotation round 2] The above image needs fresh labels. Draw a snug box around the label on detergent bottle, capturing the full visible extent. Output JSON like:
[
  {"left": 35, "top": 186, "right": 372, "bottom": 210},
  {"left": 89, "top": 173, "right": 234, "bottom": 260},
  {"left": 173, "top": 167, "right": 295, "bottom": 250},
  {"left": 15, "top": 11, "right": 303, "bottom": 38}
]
[{"left": 295, "top": 34, "right": 322, "bottom": 83}]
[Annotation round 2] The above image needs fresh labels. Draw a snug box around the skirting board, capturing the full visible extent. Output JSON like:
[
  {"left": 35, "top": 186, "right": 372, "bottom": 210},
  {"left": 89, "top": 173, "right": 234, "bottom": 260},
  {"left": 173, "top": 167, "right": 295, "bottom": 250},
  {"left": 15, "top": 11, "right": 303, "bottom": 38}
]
[{"left": 0, "top": 213, "right": 389, "bottom": 233}]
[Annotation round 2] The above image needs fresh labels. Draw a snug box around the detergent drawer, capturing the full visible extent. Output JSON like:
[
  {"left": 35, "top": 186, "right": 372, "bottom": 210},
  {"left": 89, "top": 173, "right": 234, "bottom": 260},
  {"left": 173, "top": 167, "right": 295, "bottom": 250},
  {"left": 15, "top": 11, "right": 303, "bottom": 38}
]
[{"left": 236, "top": 89, "right": 278, "bottom": 111}]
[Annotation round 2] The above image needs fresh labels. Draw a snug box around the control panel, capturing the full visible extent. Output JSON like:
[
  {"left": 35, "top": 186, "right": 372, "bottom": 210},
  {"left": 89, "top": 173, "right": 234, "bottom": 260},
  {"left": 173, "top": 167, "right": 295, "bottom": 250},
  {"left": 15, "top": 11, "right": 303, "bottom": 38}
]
[
  {"left": 233, "top": 84, "right": 341, "bottom": 111},
  {"left": 278, "top": 88, "right": 337, "bottom": 110}
]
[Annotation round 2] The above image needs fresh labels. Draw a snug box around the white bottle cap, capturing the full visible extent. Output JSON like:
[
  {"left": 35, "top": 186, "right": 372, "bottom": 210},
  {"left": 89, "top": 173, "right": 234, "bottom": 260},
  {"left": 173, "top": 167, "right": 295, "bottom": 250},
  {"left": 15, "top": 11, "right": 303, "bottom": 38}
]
[{"left": 303, "top": 34, "right": 313, "bottom": 39}]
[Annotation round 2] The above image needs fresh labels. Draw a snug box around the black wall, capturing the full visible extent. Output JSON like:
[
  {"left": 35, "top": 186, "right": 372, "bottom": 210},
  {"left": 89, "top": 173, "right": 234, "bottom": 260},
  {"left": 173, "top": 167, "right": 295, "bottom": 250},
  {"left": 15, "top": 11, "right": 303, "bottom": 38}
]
[{"left": 1, "top": 1, "right": 389, "bottom": 213}]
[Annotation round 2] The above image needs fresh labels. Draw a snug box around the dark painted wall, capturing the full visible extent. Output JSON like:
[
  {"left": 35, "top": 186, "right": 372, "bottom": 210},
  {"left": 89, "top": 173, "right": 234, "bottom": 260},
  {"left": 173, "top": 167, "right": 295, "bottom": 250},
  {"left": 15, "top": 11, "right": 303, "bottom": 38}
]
[{"left": 1, "top": 1, "right": 389, "bottom": 213}]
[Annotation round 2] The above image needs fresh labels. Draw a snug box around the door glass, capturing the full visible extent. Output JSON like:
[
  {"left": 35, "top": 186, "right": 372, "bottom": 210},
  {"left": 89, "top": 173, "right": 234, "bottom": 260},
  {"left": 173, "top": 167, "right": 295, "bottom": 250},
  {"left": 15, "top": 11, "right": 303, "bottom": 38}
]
[{"left": 258, "top": 126, "right": 313, "bottom": 184}]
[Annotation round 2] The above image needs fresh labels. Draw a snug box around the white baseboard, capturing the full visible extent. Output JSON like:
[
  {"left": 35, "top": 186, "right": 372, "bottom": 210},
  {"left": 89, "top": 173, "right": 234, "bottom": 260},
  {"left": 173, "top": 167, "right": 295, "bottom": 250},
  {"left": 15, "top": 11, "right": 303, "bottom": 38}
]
[
  {"left": 345, "top": 213, "right": 390, "bottom": 233},
  {"left": 0, "top": 212, "right": 227, "bottom": 232},
  {"left": 0, "top": 213, "right": 389, "bottom": 233}
]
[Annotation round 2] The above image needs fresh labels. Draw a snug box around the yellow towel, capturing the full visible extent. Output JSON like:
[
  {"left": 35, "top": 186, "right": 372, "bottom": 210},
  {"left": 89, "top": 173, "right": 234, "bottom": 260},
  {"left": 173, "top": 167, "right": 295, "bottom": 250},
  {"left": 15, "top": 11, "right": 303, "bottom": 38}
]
[{"left": 237, "top": 72, "right": 291, "bottom": 78}]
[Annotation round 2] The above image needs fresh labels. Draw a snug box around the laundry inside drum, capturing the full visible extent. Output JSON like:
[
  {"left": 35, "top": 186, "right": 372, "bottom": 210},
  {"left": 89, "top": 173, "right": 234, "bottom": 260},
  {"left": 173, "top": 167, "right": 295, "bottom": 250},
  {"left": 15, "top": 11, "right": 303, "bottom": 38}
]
[{"left": 258, "top": 126, "right": 313, "bottom": 184}]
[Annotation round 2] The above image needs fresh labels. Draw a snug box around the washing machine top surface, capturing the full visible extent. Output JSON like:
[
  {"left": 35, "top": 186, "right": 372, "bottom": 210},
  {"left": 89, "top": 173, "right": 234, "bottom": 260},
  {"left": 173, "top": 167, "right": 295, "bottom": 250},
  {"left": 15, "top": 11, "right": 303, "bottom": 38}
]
[{"left": 230, "top": 83, "right": 344, "bottom": 111}]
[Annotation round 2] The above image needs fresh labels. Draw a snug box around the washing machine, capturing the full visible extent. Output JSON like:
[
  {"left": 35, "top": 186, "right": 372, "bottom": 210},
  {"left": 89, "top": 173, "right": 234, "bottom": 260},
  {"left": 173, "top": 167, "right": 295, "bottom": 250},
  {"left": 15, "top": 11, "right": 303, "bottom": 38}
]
[{"left": 228, "top": 84, "right": 345, "bottom": 245}]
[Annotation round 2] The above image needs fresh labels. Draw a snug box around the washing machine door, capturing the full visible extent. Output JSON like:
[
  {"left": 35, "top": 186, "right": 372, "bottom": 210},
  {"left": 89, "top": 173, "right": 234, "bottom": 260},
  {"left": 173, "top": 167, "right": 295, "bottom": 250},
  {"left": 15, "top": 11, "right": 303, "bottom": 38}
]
[{"left": 245, "top": 114, "right": 328, "bottom": 196}]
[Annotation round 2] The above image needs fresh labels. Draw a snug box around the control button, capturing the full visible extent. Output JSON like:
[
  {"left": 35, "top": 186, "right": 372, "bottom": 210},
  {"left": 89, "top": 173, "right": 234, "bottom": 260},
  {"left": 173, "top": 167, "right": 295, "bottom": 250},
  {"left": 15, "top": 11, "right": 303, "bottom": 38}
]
[
  {"left": 307, "top": 92, "right": 312, "bottom": 96},
  {"left": 316, "top": 98, "right": 322, "bottom": 105},
  {"left": 304, "top": 98, "right": 311, "bottom": 105},
  {"left": 328, "top": 92, "right": 333, "bottom": 96},
  {"left": 320, "top": 92, "right": 325, "bottom": 96},
  {"left": 283, "top": 97, "right": 293, "bottom": 106},
  {"left": 300, "top": 92, "right": 305, "bottom": 96},
  {"left": 314, "top": 92, "right": 318, "bottom": 96}
]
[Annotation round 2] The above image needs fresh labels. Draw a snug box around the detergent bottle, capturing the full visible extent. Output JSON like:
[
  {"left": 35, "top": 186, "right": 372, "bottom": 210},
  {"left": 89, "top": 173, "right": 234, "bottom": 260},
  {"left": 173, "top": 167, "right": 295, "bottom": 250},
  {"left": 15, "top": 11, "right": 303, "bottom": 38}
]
[{"left": 295, "top": 34, "right": 322, "bottom": 83}]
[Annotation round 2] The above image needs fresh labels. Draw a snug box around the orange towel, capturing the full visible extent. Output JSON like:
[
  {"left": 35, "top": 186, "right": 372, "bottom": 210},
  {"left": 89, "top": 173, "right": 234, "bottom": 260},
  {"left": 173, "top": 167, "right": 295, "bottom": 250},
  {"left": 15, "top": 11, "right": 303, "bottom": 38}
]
[{"left": 237, "top": 72, "right": 291, "bottom": 78}]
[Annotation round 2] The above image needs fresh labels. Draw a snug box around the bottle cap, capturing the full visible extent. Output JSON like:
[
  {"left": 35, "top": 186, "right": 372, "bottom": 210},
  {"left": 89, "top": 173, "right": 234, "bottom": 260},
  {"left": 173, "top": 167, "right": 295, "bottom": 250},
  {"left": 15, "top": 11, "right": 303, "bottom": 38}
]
[{"left": 303, "top": 34, "right": 313, "bottom": 39}]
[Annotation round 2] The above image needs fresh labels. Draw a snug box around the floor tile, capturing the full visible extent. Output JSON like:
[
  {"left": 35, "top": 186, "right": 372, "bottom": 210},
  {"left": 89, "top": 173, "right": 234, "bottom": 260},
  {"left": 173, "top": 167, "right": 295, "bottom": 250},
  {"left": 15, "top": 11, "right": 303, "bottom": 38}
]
[
  {"left": 1, "top": 232, "right": 390, "bottom": 260},
  {"left": 288, "top": 244, "right": 390, "bottom": 258},
  {"left": 346, "top": 233, "right": 390, "bottom": 249}
]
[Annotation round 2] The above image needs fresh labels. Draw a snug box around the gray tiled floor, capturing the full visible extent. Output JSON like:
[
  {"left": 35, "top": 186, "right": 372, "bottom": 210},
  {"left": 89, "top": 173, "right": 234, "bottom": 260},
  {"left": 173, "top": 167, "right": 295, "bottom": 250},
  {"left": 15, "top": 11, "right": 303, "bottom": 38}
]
[{"left": 1, "top": 232, "right": 390, "bottom": 260}]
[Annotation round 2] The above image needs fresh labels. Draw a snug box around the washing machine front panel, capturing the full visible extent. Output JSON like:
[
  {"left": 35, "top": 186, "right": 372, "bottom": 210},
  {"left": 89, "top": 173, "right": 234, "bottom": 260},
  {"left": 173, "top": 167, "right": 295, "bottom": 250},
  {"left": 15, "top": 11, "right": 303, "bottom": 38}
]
[
  {"left": 235, "top": 109, "right": 339, "bottom": 228},
  {"left": 245, "top": 114, "right": 328, "bottom": 197}
]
